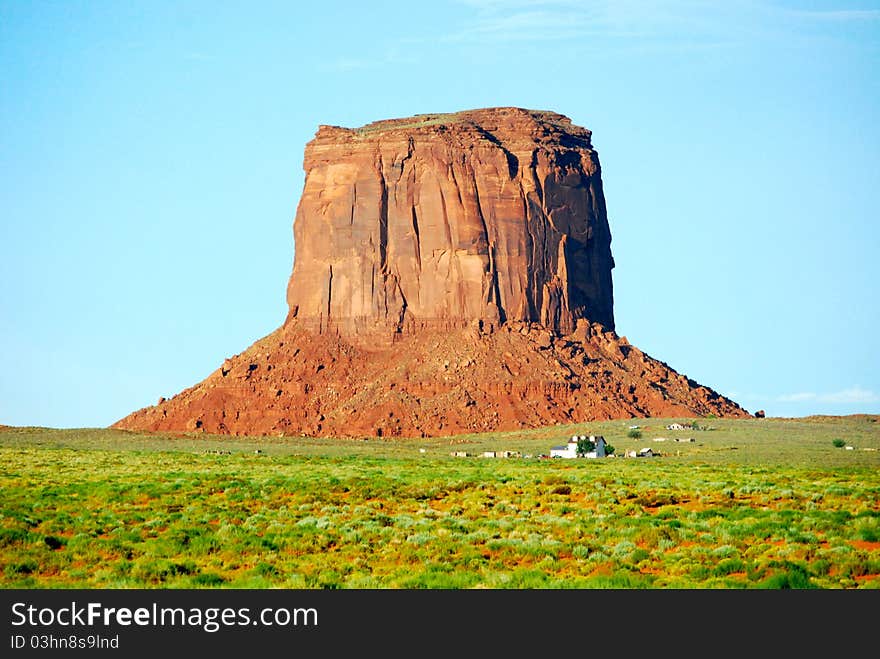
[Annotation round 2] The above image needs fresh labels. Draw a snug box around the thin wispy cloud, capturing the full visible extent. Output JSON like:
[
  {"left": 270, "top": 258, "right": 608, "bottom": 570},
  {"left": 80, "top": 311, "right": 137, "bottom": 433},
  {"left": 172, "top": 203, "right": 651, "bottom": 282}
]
[
  {"left": 777, "top": 387, "right": 880, "bottom": 404},
  {"left": 442, "top": 9, "right": 629, "bottom": 42},
  {"left": 783, "top": 8, "right": 880, "bottom": 22},
  {"left": 443, "top": 0, "right": 751, "bottom": 51},
  {"left": 777, "top": 392, "right": 820, "bottom": 403},
  {"left": 448, "top": 1, "right": 664, "bottom": 42},
  {"left": 446, "top": 0, "right": 879, "bottom": 47}
]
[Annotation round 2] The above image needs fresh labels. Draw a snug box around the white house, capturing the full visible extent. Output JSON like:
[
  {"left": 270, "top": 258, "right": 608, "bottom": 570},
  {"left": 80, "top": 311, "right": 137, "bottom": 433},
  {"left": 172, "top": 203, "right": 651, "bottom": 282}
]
[
  {"left": 666, "top": 423, "right": 686, "bottom": 430},
  {"left": 550, "top": 435, "right": 606, "bottom": 459}
]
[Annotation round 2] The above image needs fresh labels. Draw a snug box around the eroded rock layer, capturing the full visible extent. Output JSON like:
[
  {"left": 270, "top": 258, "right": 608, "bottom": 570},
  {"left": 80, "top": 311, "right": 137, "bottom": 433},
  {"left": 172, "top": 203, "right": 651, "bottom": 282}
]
[{"left": 114, "top": 107, "right": 749, "bottom": 437}]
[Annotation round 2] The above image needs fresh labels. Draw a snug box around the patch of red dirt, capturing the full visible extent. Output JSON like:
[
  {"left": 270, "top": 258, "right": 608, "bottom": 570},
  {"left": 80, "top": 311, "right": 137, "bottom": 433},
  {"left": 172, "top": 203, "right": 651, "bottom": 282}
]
[{"left": 850, "top": 540, "right": 880, "bottom": 551}]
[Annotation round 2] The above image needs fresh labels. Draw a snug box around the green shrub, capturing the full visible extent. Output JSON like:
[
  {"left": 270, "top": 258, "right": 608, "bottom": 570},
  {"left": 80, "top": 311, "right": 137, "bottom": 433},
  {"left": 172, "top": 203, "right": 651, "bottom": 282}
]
[
  {"left": 573, "top": 545, "right": 590, "bottom": 559},
  {"left": 43, "top": 535, "right": 65, "bottom": 550},
  {"left": 713, "top": 557, "right": 746, "bottom": 576},
  {"left": 193, "top": 572, "right": 226, "bottom": 586},
  {"left": 832, "top": 439, "right": 846, "bottom": 448},
  {"left": 0, "top": 529, "right": 30, "bottom": 547},
  {"left": 7, "top": 560, "right": 38, "bottom": 575},
  {"left": 588, "top": 572, "right": 654, "bottom": 588},
  {"left": 759, "top": 563, "right": 815, "bottom": 589},
  {"left": 628, "top": 429, "right": 642, "bottom": 439}
]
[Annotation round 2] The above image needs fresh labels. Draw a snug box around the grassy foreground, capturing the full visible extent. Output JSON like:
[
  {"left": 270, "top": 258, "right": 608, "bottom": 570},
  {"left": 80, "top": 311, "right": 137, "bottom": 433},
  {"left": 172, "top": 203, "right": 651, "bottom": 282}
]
[{"left": 1, "top": 415, "right": 878, "bottom": 589}]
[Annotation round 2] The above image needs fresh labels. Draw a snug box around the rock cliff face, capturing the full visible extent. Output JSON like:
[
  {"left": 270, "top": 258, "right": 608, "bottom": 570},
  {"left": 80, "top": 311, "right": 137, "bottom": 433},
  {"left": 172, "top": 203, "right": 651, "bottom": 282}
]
[
  {"left": 287, "top": 108, "right": 614, "bottom": 337},
  {"left": 113, "top": 107, "right": 749, "bottom": 437}
]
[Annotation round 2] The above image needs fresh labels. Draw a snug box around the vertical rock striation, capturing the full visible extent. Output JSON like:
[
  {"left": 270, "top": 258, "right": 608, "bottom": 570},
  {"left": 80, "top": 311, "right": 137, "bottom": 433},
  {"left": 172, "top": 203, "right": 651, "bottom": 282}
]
[{"left": 286, "top": 108, "right": 615, "bottom": 338}]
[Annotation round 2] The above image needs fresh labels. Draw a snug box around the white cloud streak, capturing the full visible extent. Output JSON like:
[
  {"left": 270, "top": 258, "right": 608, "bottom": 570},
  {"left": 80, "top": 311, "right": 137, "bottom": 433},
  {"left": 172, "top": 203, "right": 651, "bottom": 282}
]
[
  {"left": 777, "top": 387, "right": 880, "bottom": 404},
  {"left": 323, "top": 50, "right": 416, "bottom": 73},
  {"left": 446, "top": 0, "right": 880, "bottom": 46},
  {"left": 784, "top": 9, "right": 880, "bottom": 22}
]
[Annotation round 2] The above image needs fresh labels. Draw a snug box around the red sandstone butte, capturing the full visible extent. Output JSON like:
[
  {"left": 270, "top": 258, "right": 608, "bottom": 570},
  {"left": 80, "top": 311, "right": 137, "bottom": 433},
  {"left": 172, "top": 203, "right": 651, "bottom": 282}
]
[{"left": 113, "top": 107, "right": 748, "bottom": 438}]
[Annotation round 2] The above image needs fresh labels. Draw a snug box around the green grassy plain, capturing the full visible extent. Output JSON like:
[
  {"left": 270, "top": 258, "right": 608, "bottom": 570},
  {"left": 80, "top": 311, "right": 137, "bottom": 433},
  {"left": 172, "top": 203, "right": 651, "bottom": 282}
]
[{"left": 1, "top": 415, "right": 878, "bottom": 589}]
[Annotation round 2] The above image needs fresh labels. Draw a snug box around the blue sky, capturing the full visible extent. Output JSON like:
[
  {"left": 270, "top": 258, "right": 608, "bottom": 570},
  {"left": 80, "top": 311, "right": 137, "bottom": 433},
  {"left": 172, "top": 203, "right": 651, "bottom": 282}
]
[{"left": 1, "top": 0, "right": 878, "bottom": 427}]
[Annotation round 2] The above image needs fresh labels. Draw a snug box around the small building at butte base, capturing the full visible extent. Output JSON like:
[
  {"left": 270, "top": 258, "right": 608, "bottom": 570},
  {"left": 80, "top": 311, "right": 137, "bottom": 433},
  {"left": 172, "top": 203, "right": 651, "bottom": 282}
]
[{"left": 550, "top": 435, "right": 606, "bottom": 459}]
